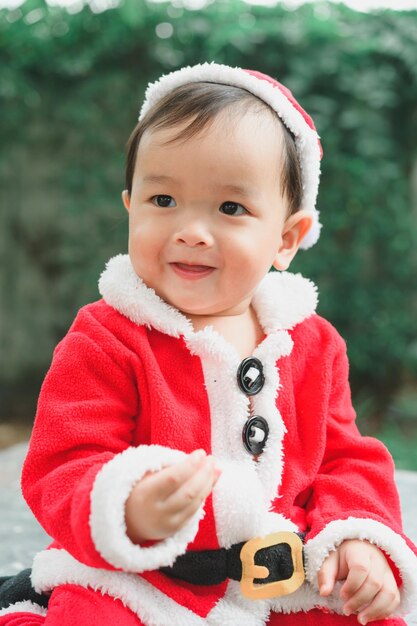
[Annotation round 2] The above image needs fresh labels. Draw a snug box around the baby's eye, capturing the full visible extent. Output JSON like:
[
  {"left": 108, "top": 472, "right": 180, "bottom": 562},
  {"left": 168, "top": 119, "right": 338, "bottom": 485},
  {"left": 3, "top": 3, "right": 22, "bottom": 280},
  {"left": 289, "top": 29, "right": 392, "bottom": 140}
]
[
  {"left": 219, "top": 201, "right": 248, "bottom": 216},
  {"left": 152, "top": 195, "right": 176, "bottom": 208}
]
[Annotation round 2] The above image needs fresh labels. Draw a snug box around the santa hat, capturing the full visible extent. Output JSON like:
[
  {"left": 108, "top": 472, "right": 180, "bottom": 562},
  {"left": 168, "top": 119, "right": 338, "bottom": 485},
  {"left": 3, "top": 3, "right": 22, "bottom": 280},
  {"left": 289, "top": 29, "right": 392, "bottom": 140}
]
[{"left": 139, "top": 62, "right": 323, "bottom": 249}]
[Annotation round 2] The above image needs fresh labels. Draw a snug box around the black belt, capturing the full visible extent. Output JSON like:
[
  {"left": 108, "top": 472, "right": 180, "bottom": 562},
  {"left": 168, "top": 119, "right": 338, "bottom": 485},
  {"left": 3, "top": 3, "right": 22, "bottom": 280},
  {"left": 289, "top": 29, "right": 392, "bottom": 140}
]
[{"left": 161, "top": 531, "right": 306, "bottom": 600}]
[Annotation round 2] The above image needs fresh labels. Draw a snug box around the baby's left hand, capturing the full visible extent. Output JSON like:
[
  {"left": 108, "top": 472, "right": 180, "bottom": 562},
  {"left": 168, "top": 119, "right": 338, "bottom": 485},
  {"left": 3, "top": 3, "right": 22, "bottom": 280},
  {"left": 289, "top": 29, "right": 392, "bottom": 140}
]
[{"left": 318, "top": 539, "right": 400, "bottom": 624}]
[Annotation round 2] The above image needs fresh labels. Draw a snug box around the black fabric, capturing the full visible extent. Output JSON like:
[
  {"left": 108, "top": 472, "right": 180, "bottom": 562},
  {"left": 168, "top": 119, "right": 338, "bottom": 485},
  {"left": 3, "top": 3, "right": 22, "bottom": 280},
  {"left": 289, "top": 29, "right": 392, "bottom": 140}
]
[
  {"left": 254, "top": 543, "right": 293, "bottom": 583},
  {"left": 160, "top": 545, "right": 242, "bottom": 585},
  {"left": 161, "top": 534, "right": 305, "bottom": 586},
  {"left": 0, "top": 569, "right": 50, "bottom": 610}
]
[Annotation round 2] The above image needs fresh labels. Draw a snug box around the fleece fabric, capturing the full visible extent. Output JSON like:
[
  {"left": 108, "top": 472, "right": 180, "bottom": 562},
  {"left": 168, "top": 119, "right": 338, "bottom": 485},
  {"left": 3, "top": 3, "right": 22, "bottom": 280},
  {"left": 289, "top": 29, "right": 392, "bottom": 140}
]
[{"left": 1, "top": 254, "right": 416, "bottom": 626}]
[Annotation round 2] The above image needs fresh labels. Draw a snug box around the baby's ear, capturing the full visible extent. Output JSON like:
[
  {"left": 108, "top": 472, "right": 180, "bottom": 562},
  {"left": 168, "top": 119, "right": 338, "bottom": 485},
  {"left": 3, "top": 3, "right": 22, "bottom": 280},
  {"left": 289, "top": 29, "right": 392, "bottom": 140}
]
[
  {"left": 273, "top": 210, "right": 313, "bottom": 271},
  {"left": 122, "top": 190, "right": 131, "bottom": 212}
]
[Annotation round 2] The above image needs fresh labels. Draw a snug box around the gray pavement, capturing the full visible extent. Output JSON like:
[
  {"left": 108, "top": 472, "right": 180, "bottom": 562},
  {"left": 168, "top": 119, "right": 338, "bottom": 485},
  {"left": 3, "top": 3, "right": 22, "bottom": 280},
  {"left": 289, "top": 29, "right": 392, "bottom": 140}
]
[{"left": 0, "top": 442, "right": 416, "bottom": 623}]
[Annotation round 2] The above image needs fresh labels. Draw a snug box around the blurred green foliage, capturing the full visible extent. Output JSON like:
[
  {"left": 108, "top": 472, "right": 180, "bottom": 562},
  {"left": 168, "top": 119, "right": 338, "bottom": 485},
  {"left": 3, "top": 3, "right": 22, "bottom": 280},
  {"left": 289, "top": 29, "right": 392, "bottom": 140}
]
[{"left": 1, "top": 0, "right": 417, "bottom": 430}]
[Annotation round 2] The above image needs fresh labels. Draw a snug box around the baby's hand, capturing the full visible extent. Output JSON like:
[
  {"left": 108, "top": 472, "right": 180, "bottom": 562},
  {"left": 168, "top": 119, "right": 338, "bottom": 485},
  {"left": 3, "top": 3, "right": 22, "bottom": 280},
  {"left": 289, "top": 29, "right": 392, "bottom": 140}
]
[
  {"left": 125, "top": 449, "right": 220, "bottom": 543},
  {"left": 318, "top": 539, "right": 400, "bottom": 624}
]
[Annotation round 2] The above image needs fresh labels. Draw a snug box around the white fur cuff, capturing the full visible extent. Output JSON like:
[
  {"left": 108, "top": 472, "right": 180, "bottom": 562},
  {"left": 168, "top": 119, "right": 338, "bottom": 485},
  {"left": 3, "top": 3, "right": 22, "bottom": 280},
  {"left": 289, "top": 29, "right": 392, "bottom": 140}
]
[
  {"left": 90, "top": 445, "right": 205, "bottom": 572},
  {"left": 304, "top": 517, "right": 417, "bottom": 616}
]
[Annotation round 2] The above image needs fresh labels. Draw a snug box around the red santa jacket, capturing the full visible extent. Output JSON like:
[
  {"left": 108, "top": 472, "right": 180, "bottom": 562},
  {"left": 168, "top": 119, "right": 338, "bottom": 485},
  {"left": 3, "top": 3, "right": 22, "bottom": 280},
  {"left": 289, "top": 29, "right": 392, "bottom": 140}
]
[{"left": 20, "top": 255, "right": 417, "bottom": 625}]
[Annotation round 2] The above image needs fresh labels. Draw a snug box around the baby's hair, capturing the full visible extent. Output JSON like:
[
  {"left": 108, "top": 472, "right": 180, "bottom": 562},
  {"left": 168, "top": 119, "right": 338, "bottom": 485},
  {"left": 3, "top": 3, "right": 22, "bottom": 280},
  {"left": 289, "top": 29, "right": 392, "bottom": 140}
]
[{"left": 125, "top": 82, "right": 302, "bottom": 216}]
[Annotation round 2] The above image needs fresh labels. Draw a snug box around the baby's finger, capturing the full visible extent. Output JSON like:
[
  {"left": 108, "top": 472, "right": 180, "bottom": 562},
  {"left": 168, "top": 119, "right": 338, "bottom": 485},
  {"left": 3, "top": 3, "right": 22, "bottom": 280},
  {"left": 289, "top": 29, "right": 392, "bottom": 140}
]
[
  {"left": 169, "top": 480, "right": 215, "bottom": 530},
  {"left": 142, "top": 449, "right": 208, "bottom": 500},
  {"left": 343, "top": 574, "right": 381, "bottom": 616},
  {"left": 357, "top": 584, "right": 400, "bottom": 625},
  {"left": 164, "top": 457, "right": 217, "bottom": 514},
  {"left": 318, "top": 550, "right": 339, "bottom": 597},
  {"left": 340, "top": 548, "right": 371, "bottom": 602}
]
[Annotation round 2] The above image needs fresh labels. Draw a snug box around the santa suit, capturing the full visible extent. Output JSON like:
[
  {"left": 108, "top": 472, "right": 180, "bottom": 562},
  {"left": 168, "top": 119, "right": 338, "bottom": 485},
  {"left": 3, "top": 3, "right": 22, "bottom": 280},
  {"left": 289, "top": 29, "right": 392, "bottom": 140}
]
[{"left": 1, "top": 254, "right": 416, "bottom": 626}]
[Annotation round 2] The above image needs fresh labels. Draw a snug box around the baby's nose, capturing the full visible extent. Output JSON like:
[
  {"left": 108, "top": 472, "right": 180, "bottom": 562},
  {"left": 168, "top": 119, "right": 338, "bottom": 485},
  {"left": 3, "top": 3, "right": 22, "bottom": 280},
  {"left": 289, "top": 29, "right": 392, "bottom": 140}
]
[{"left": 174, "top": 220, "right": 214, "bottom": 247}]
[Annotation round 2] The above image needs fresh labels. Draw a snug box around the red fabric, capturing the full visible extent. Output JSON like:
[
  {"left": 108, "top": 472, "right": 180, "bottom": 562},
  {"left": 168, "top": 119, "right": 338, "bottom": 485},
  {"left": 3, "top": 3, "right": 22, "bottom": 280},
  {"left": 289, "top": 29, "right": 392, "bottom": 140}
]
[
  {"left": 268, "top": 611, "right": 406, "bottom": 626},
  {"left": 278, "top": 320, "right": 406, "bottom": 543},
  {"left": 0, "top": 609, "right": 408, "bottom": 626},
  {"left": 0, "top": 596, "right": 408, "bottom": 626},
  {"left": 0, "top": 616, "right": 45, "bottom": 626},
  {"left": 44, "top": 585, "right": 143, "bottom": 625},
  {"left": 0, "top": 585, "right": 142, "bottom": 626},
  {"left": 19, "top": 299, "right": 415, "bottom": 622}
]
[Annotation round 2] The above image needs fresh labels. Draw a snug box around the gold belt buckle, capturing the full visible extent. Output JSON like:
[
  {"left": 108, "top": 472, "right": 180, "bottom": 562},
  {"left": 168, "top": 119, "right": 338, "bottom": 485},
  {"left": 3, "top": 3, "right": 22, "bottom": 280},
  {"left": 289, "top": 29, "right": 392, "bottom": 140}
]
[{"left": 240, "top": 531, "right": 305, "bottom": 600}]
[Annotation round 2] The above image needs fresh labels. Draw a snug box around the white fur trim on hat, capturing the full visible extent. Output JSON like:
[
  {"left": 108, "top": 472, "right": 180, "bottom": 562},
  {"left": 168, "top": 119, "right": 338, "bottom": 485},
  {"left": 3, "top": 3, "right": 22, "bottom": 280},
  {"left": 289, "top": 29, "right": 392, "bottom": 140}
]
[{"left": 139, "top": 62, "right": 322, "bottom": 249}]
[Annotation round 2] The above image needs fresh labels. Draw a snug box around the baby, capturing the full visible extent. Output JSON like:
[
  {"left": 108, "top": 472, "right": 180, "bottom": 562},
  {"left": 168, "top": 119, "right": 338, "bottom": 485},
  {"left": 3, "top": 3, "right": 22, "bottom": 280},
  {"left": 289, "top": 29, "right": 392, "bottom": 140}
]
[{"left": 0, "top": 62, "right": 416, "bottom": 626}]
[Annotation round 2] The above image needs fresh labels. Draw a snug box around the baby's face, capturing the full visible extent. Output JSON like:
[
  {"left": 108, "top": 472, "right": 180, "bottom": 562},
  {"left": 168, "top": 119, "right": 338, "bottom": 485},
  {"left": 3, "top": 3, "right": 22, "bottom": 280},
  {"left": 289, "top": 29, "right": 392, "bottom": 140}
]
[{"left": 124, "top": 110, "right": 292, "bottom": 319}]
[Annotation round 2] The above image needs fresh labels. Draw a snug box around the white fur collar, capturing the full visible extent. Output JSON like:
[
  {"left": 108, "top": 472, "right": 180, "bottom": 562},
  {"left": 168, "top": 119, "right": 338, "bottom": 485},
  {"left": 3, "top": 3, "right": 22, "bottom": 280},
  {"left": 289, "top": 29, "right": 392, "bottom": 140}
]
[{"left": 98, "top": 254, "right": 318, "bottom": 337}]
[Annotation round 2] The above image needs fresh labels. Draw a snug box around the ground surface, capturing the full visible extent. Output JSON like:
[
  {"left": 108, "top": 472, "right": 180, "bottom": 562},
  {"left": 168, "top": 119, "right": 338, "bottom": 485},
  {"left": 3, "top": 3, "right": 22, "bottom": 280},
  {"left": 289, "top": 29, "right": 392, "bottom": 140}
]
[{"left": 0, "top": 442, "right": 416, "bottom": 624}]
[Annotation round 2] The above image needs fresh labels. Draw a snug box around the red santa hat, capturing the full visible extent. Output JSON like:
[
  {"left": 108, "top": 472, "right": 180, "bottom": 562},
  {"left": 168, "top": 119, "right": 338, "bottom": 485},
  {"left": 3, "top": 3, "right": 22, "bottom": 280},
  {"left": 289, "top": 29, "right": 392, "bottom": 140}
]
[{"left": 139, "top": 62, "right": 323, "bottom": 249}]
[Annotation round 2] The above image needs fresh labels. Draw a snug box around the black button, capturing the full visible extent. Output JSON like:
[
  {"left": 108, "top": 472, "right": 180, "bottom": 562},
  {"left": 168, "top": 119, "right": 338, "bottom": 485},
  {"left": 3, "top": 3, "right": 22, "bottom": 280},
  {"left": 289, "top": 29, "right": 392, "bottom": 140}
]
[
  {"left": 242, "top": 415, "right": 269, "bottom": 456},
  {"left": 237, "top": 357, "right": 265, "bottom": 395}
]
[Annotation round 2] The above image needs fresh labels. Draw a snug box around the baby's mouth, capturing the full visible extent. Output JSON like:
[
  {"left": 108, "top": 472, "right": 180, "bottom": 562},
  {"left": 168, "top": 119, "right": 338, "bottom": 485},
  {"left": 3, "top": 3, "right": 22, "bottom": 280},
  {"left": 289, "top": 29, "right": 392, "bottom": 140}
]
[
  {"left": 170, "top": 262, "right": 215, "bottom": 278},
  {"left": 176, "top": 262, "right": 213, "bottom": 271}
]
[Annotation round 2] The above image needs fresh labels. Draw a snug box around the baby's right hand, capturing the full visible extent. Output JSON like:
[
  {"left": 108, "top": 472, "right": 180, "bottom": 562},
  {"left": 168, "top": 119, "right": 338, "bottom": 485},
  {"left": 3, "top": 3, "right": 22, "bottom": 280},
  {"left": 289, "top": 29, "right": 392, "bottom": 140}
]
[{"left": 125, "top": 449, "right": 220, "bottom": 543}]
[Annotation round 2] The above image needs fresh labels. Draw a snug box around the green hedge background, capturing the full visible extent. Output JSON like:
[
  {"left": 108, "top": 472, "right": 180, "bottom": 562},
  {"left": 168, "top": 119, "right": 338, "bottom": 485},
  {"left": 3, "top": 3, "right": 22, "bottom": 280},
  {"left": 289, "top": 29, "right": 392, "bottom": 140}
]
[{"left": 1, "top": 0, "right": 416, "bottom": 466}]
